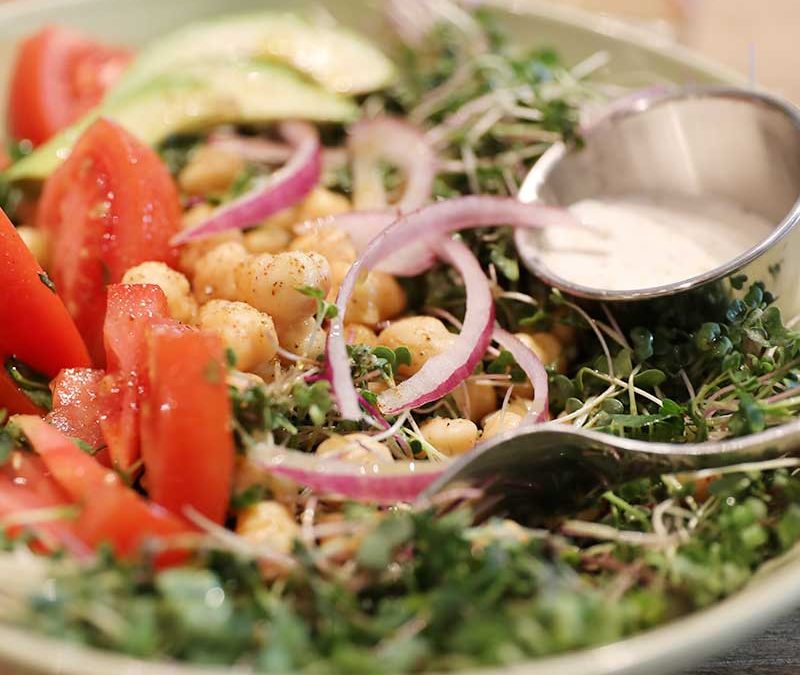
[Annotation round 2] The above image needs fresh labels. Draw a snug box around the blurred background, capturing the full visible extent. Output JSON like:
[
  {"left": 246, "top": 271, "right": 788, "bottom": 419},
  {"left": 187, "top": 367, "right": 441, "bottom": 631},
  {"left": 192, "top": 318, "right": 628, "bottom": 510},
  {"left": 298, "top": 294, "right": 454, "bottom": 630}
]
[{"left": 549, "top": 0, "right": 798, "bottom": 102}]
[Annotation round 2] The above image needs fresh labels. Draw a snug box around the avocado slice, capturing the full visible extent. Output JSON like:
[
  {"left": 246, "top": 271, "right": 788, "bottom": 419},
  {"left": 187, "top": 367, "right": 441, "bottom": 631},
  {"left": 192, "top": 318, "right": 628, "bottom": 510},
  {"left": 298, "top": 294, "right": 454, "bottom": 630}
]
[
  {"left": 107, "top": 12, "right": 396, "bottom": 102},
  {"left": 6, "top": 62, "right": 358, "bottom": 182}
]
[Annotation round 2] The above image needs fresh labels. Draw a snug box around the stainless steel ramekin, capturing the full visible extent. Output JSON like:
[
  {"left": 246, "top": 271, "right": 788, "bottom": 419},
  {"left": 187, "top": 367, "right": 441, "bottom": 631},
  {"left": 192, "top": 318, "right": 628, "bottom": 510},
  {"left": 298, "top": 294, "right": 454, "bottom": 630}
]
[{"left": 516, "top": 87, "right": 800, "bottom": 319}]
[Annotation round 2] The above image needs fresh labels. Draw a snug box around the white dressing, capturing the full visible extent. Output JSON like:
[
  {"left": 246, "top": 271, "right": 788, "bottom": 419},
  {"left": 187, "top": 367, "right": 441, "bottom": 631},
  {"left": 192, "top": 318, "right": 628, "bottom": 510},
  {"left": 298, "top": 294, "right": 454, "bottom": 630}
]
[{"left": 535, "top": 193, "right": 775, "bottom": 291}]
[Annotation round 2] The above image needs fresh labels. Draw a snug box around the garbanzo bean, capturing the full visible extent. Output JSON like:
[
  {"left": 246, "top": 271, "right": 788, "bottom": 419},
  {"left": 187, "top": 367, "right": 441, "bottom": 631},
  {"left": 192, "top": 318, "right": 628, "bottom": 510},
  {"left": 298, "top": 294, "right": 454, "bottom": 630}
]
[
  {"left": 192, "top": 241, "right": 249, "bottom": 303},
  {"left": 290, "top": 227, "right": 356, "bottom": 263},
  {"left": 16, "top": 226, "right": 48, "bottom": 268},
  {"left": 178, "top": 203, "right": 244, "bottom": 275},
  {"left": 419, "top": 417, "right": 479, "bottom": 456},
  {"left": 378, "top": 317, "right": 454, "bottom": 376},
  {"left": 277, "top": 316, "right": 326, "bottom": 358},
  {"left": 329, "top": 260, "right": 407, "bottom": 327},
  {"left": 236, "top": 500, "right": 299, "bottom": 554},
  {"left": 197, "top": 300, "right": 278, "bottom": 371},
  {"left": 122, "top": 261, "right": 198, "bottom": 324},
  {"left": 316, "top": 433, "right": 394, "bottom": 463},
  {"left": 243, "top": 224, "right": 291, "bottom": 255},
  {"left": 482, "top": 409, "right": 523, "bottom": 439},
  {"left": 234, "top": 251, "right": 330, "bottom": 330},
  {"left": 344, "top": 323, "right": 379, "bottom": 347},
  {"left": 452, "top": 381, "right": 498, "bottom": 422},
  {"left": 178, "top": 145, "right": 245, "bottom": 197},
  {"left": 297, "top": 187, "right": 351, "bottom": 221},
  {"left": 515, "top": 331, "right": 565, "bottom": 372}
]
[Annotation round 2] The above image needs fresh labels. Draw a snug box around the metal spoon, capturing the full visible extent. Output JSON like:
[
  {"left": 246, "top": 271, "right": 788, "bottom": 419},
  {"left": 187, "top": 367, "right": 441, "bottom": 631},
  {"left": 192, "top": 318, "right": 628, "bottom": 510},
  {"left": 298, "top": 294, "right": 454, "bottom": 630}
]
[
  {"left": 418, "top": 420, "right": 800, "bottom": 523},
  {"left": 417, "top": 87, "right": 800, "bottom": 521}
]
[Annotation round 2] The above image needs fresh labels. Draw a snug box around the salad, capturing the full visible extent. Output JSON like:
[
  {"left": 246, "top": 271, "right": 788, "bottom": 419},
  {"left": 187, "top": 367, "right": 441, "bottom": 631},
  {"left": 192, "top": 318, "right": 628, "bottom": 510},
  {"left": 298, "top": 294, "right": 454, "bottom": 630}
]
[{"left": 1, "top": 2, "right": 800, "bottom": 672}]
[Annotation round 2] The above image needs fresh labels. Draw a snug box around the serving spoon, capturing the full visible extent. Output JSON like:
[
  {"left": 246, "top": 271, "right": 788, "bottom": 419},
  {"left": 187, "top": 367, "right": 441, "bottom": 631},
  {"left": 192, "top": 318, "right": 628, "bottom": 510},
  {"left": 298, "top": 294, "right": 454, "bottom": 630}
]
[
  {"left": 418, "top": 420, "right": 800, "bottom": 523},
  {"left": 420, "top": 87, "right": 800, "bottom": 521}
]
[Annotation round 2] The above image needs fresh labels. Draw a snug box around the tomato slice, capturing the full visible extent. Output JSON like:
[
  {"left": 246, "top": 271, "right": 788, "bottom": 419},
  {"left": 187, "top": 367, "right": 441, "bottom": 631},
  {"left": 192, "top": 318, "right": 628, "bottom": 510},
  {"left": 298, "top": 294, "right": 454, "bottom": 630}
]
[
  {"left": 37, "top": 118, "right": 181, "bottom": 363},
  {"left": 141, "top": 326, "right": 235, "bottom": 524},
  {"left": 47, "top": 368, "right": 106, "bottom": 450},
  {"left": 8, "top": 26, "right": 132, "bottom": 146},
  {"left": 100, "top": 283, "right": 173, "bottom": 471},
  {"left": 16, "top": 416, "right": 192, "bottom": 562},
  {"left": 0, "top": 210, "right": 90, "bottom": 414}
]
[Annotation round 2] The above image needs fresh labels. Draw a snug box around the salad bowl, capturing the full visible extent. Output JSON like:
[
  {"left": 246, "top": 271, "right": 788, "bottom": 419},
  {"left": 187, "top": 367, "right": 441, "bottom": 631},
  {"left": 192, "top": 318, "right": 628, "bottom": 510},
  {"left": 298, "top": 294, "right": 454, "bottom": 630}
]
[{"left": 2, "top": 2, "right": 799, "bottom": 675}]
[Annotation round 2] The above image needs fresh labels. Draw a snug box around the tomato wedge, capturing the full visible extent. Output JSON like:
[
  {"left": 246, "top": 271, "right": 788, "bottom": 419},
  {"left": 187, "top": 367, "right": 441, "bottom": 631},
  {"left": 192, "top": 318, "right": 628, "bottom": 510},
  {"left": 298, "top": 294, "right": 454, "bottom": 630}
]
[
  {"left": 47, "top": 368, "right": 106, "bottom": 450},
  {"left": 8, "top": 26, "right": 132, "bottom": 146},
  {"left": 101, "top": 283, "right": 173, "bottom": 471},
  {"left": 37, "top": 118, "right": 181, "bottom": 363},
  {"left": 16, "top": 416, "right": 192, "bottom": 562},
  {"left": 0, "top": 211, "right": 90, "bottom": 414},
  {"left": 141, "top": 326, "right": 235, "bottom": 524}
]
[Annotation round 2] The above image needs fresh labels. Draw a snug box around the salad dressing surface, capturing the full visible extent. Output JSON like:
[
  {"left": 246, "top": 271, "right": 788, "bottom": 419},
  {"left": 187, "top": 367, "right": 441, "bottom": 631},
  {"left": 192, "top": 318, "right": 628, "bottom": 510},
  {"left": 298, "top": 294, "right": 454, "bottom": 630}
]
[{"left": 536, "top": 193, "right": 775, "bottom": 290}]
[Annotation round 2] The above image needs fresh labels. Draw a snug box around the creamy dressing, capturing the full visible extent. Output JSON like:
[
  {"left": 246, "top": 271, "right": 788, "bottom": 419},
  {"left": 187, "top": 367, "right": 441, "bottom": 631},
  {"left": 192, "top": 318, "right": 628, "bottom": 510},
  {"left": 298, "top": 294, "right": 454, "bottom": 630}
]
[{"left": 534, "top": 194, "right": 775, "bottom": 291}]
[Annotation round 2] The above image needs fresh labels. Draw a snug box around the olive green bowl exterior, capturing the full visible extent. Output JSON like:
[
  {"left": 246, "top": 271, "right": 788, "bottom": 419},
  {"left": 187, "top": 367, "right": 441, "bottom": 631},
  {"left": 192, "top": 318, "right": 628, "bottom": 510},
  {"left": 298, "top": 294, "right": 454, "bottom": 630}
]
[{"left": 0, "top": 1, "right": 791, "bottom": 675}]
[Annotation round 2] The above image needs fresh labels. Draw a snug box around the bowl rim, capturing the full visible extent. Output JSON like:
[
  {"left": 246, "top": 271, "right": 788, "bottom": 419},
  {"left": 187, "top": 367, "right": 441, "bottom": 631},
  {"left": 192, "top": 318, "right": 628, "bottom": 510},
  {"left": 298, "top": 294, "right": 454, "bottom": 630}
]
[{"left": 0, "top": 2, "right": 797, "bottom": 675}]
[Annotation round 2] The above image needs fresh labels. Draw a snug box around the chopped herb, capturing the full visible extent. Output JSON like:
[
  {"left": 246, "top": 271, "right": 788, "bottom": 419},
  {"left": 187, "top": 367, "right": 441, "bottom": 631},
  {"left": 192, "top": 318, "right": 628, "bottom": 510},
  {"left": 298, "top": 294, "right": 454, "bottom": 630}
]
[{"left": 38, "top": 271, "right": 57, "bottom": 294}]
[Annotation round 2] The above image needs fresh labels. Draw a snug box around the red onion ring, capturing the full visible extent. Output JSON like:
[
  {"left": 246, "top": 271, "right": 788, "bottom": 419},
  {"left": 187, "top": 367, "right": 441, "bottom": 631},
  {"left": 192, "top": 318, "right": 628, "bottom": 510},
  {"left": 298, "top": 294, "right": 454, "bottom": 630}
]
[
  {"left": 295, "top": 210, "right": 436, "bottom": 277},
  {"left": 491, "top": 326, "right": 549, "bottom": 423},
  {"left": 172, "top": 121, "right": 321, "bottom": 245},
  {"left": 253, "top": 445, "right": 442, "bottom": 503},
  {"left": 328, "top": 196, "right": 578, "bottom": 420},
  {"left": 349, "top": 116, "right": 436, "bottom": 212},
  {"left": 378, "top": 238, "right": 494, "bottom": 414}
]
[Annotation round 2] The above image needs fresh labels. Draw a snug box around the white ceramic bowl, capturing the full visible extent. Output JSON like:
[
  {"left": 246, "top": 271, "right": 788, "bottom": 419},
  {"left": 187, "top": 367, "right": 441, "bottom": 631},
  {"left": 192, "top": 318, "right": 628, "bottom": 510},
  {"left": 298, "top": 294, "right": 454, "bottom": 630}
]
[{"left": 1, "top": 2, "right": 793, "bottom": 674}]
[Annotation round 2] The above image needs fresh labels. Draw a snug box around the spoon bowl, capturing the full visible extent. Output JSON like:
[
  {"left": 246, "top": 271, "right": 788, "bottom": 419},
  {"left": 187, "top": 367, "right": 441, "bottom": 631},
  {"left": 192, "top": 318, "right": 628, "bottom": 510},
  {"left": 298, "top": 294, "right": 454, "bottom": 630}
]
[{"left": 419, "top": 419, "right": 800, "bottom": 522}]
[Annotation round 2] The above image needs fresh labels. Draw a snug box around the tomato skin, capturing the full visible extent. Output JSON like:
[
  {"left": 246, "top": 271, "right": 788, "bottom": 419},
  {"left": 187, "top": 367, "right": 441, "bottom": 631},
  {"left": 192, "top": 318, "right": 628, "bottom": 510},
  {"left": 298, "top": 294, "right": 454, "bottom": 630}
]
[
  {"left": 46, "top": 367, "right": 106, "bottom": 450},
  {"left": 0, "top": 210, "right": 91, "bottom": 414},
  {"left": 37, "top": 118, "right": 181, "bottom": 363},
  {"left": 141, "top": 326, "right": 235, "bottom": 524},
  {"left": 8, "top": 26, "right": 132, "bottom": 145},
  {"left": 100, "top": 283, "right": 173, "bottom": 471},
  {"left": 16, "top": 416, "right": 192, "bottom": 563}
]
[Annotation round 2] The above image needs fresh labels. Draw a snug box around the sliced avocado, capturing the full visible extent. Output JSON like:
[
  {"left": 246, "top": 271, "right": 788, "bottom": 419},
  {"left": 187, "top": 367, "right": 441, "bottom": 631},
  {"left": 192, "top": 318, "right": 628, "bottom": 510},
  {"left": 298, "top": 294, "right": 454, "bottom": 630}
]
[
  {"left": 6, "top": 62, "right": 357, "bottom": 182},
  {"left": 107, "top": 12, "right": 396, "bottom": 101}
]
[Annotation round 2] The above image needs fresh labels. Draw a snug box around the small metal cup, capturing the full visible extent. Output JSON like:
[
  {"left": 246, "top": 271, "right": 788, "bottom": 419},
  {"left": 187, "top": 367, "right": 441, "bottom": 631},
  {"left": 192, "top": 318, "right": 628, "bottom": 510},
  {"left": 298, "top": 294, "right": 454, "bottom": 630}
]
[{"left": 516, "top": 87, "right": 800, "bottom": 319}]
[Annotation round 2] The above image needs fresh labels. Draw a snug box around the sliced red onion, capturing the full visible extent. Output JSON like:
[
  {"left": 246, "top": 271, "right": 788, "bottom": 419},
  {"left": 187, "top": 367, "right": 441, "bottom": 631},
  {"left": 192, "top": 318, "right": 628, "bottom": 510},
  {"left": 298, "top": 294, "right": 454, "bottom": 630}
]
[
  {"left": 207, "top": 132, "right": 293, "bottom": 164},
  {"left": 378, "top": 238, "right": 494, "bottom": 414},
  {"left": 492, "top": 326, "right": 549, "bottom": 423},
  {"left": 349, "top": 116, "right": 436, "bottom": 212},
  {"left": 328, "top": 196, "right": 578, "bottom": 420},
  {"left": 252, "top": 445, "right": 443, "bottom": 503},
  {"left": 172, "top": 121, "right": 321, "bottom": 245},
  {"left": 295, "top": 210, "right": 436, "bottom": 277}
]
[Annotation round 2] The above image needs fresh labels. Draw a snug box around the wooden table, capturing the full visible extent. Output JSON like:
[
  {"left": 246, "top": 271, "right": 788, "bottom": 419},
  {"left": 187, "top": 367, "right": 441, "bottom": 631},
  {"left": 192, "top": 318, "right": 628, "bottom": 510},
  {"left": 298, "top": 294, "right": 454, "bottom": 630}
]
[{"left": 689, "top": 612, "right": 800, "bottom": 674}]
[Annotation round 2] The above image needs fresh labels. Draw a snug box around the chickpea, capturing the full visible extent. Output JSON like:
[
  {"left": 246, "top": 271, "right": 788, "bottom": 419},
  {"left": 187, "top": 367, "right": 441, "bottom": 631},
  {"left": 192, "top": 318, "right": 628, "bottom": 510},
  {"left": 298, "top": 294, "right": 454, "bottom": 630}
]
[
  {"left": 378, "top": 317, "right": 454, "bottom": 376},
  {"left": 482, "top": 409, "right": 523, "bottom": 439},
  {"left": 344, "top": 323, "right": 379, "bottom": 347},
  {"left": 17, "top": 226, "right": 48, "bottom": 268},
  {"left": 259, "top": 204, "right": 303, "bottom": 231},
  {"left": 234, "top": 251, "right": 330, "bottom": 331},
  {"left": 419, "top": 417, "right": 479, "bottom": 456},
  {"left": 122, "top": 262, "right": 198, "bottom": 324},
  {"left": 297, "top": 187, "right": 351, "bottom": 221},
  {"left": 178, "top": 203, "right": 244, "bottom": 275},
  {"left": 452, "top": 381, "right": 498, "bottom": 422},
  {"left": 373, "top": 272, "right": 407, "bottom": 321},
  {"left": 243, "top": 224, "right": 291, "bottom": 254},
  {"left": 178, "top": 145, "right": 245, "bottom": 197},
  {"left": 290, "top": 227, "right": 356, "bottom": 263},
  {"left": 329, "top": 260, "right": 407, "bottom": 327},
  {"left": 551, "top": 307, "right": 577, "bottom": 345},
  {"left": 506, "top": 398, "right": 534, "bottom": 417},
  {"left": 277, "top": 316, "right": 326, "bottom": 358},
  {"left": 197, "top": 300, "right": 278, "bottom": 371},
  {"left": 515, "top": 331, "right": 565, "bottom": 373},
  {"left": 192, "top": 241, "right": 249, "bottom": 303},
  {"left": 236, "top": 500, "right": 299, "bottom": 554},
  {"left": 317, "top": 433, "right": 393, "bottom": 463}
]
